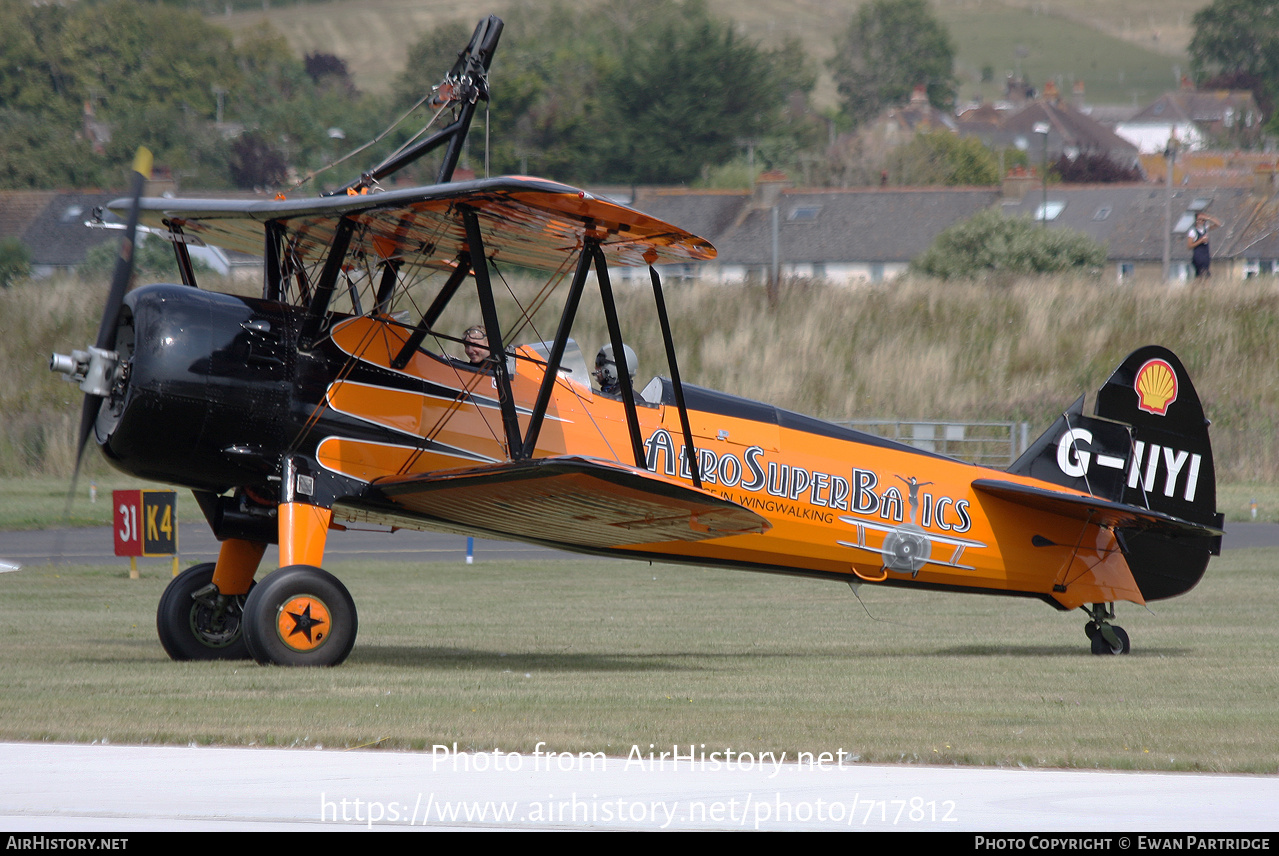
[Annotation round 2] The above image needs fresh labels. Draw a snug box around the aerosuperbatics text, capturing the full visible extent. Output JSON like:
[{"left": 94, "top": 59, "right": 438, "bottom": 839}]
[{"left": 643, "top": 429, "right": 973, "bottom": 532}]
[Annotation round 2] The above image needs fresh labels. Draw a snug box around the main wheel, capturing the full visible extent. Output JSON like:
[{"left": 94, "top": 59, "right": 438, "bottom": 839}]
[
  {"left": 156, "top": 562, "right": 252, "bottom": 660},
  {"left": 241, "top": 565, "right": 357, "bottom": 667},
  {"left": 1090, "top": 625, "right": 1131, "bottom": 655}
]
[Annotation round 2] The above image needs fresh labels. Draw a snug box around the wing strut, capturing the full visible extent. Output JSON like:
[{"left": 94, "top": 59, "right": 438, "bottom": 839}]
[
  {"left": 391, "top": 252, "right": 472, "bottom": 369},
  {"left": 520, "top": 242, "right": 595, "bottom": 458},
  {"left": 164, "top": 220, "right": 199, "bottom": 288},
  {"left": 650, "top": 267, "right": 701, "bottom": 489},
  {"left": 300, "top": 216, "right": 356, "bottom": 348},
  {"left": 462, "top": 205, "right": 525, "bottom": 459},
  {"left": 593, "top": 244, "right": 647, "bottom": 469},
  {"left": 263, "top": 221, "right": 285, "bottom": 301},
  {"left": 374, "top": 259, "right": 401, "bottom": 314}
]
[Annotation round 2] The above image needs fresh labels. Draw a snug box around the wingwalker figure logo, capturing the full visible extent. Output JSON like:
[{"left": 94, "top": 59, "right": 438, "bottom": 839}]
[
  {"left": 837, "top": 475, "right": 988, "bottom": 578},
  {"left": 878, "top": 476, "right": 933, "bottom": 575}
]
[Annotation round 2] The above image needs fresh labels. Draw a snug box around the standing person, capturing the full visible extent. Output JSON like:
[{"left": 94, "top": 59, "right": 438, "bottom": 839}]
[{"left": 1186, "top": 212, "right": 1222, "bottom": 279}]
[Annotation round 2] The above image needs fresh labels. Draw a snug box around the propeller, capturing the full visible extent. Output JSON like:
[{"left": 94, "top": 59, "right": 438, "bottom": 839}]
[{"left": 51, "top": 147, "right": 152, "bottom": 504}]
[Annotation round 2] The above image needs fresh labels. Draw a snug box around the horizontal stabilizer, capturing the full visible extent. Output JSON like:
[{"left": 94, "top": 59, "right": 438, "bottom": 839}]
[
  {"left": 368, "top": 456, "right": 770, "bottom": 548},
  {"left": 972, "top": 478, "right": 1223, "bottom": 541}
]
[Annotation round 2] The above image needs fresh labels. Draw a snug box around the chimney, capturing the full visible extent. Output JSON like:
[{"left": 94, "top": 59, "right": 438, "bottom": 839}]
[
  {"left": 1254, "top": 162, "right": 1279, "bottom": 199},
  {"left": 1072, "top": 80, "right": 1085, "bottom": 110},
  {"left": 1002, "top": 165, "right": 1038, "bottom": 200},
  {"left": 1043, "top": 80, "right": 1059, "bottom": 104},
  {"left": 910, "top": 84, "right": 928, "bottom": 107},
  {"left": 751, "top": 170, "right": 789, "bottom": 210}
]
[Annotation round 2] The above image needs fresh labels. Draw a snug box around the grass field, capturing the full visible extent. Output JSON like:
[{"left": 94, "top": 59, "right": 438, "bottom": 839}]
[
  {"left": 214, "top": 0, "right": 1192, "bottom": 109},
  {"left": 1, "top": 551, "right": 1275, "bottom": 772}
]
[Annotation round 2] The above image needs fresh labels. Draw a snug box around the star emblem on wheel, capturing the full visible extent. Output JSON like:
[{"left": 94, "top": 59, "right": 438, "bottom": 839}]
[{"left": 285, "top": 603, "right": 326, "bottom": 643}]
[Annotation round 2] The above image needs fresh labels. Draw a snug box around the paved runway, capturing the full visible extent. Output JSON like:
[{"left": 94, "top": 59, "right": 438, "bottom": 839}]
[{"left": 1, "top": 742, "right": 1276, "bottom": 832}]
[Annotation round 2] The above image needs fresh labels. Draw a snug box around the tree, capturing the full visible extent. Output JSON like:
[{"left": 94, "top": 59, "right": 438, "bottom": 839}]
[
  {"left": 1053, "top": 151, "right": 1143, "bottom": 183},
  {"left": 830, "top": 0, "right": 955, "bottom": 125},
  {"left": 599, "top": 9, "right": 791, "bottom": 183},
  {"left": 0, "top": 237, "right": 30, "bottom": 288},
  {"left": 884, "top": 132, "right": 1001, "bottom": 186},
  {"left": 912, "top": 209, "right": 1106, "bottom": 279},
  {"left": 390, "top": 1, "right": 812, "bottom": 185},
  {"left": 1189, "top": 0, "right": 1279, "bottom": 84}
]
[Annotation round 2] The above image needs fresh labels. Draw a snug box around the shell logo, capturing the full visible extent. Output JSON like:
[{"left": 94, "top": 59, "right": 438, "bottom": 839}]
[{"left": 1135, "top": 359, "right": 1178, "bottom": 416}]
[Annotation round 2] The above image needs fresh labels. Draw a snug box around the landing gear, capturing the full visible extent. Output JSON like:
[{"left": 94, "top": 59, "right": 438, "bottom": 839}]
[
  {"left": 241, "top": 565, "right": 358, "bottom": 667},
  {"left": 1082, "top": 603, "right": 1130, "bottom": 655},
  {"left": 156, "top": 563, "right": 252, "bottom": 660}
]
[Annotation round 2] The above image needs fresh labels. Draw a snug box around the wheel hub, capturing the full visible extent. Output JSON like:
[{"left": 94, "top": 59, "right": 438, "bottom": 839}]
[{"left": 275, "top": 595, "right": 332, "bottom": 652}]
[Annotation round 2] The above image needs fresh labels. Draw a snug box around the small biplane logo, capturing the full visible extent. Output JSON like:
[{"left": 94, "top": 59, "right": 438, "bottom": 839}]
[{"left": 1134, "top": 358, "right": 1178, "bottom": 416}]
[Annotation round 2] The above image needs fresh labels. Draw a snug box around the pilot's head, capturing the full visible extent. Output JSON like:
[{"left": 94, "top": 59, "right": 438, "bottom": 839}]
[
  {"left": 594, "top": 343, "right": 636, "bottom": 394},
  {"left": 462, "top": 325, "right": 489, "bottom": 365}
]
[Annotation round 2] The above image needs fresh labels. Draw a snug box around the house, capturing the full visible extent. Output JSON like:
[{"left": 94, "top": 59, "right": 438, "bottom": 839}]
[
  {"left": 631, "top": 178, "right": 999, "bottom": 285},
  {"left": 629, "top": 166, "right": 1279, "bottom": 286},
  {"left": 1115, "top": 85, "right": 1264, "bottom": 154},
  {"left": 0, "top": 188, "right": 258, "bottom": 279},
  {"left": 999, "top": 179, "right": 1279, "bottom": 281},
  {"left": 2, "top": 191, "right": 124, "bottom": 278},
  {"left": 972, "top": 86, "right": 1141, "bottom": 173}
]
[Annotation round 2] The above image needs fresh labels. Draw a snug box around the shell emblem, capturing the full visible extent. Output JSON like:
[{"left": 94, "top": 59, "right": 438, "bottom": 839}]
[{"left": 1135, "top": 358, "right": 1178, "bottom": 416}]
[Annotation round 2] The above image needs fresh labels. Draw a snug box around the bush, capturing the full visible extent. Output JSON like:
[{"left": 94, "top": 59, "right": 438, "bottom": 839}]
[
  {"left": 911, "top": 208, "right": 1107, "bottom": 279},
  {"left": 0, "top": 237, "right": 30, "bottom": 288}
]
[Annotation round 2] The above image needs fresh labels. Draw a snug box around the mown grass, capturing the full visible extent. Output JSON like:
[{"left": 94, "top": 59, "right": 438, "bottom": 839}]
[{"left": 0, "top": 551, "right": 1275, "bottom": 772}]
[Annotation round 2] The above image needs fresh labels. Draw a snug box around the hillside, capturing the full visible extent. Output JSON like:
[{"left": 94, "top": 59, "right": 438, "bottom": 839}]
[{"left": 211, "top": 0, "right": 1193, "bottom": 108}]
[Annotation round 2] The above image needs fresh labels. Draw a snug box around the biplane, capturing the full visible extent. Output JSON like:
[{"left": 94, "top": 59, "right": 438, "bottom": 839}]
[{"left": 51, "top": 16, "right": 1222, "bottom": 666}]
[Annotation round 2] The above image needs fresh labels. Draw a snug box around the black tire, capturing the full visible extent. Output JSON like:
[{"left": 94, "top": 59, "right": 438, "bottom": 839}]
[
  {"left": 156, "top": 562, "right": 252, "bottom": 660},
  {"left": 241, "top": 565, "right": 357, "bottom": 667},
  {"left": 1090, "top": 625, "right": 1131, "bottom": 655}
]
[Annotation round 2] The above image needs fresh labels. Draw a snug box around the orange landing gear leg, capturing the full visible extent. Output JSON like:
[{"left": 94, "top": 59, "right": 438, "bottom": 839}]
[
  {"left": 211, "top": 538, "right": 267, "bottom": 596},
  {"left": 278, "top": 502, "right": 333, "bottom": 569}
]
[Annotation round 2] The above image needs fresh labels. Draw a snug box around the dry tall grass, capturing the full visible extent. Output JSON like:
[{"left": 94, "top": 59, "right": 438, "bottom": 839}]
[{"left": 5, "top": 271, "right": 1278, "bottom": 482}]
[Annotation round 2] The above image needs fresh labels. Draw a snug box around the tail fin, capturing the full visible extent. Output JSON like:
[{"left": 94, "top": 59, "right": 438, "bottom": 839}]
[{"left": 1009, "top": 346, "right": 1221, "bottom": 600}]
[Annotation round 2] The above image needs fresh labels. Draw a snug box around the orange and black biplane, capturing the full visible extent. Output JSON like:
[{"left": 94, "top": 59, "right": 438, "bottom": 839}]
[{"left": 52, "top": 17, "right": 1222, "bottom": 666}]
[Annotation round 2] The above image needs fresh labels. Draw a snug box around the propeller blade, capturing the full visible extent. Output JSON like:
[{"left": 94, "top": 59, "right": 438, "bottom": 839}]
[
  {"left": 69, "top": 147, "right": 152, "bottom": 495},
  {"left": 94, "top": 147, "right": 152, "bottom": 352}
]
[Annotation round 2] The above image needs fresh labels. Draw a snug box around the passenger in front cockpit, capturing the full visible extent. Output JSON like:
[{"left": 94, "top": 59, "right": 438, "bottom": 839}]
[
  {"left": 594, "top": 343, "right": 636, "bottom": 398},
  {"left": 462, "top": 324, "right": 491, "bottom": 368}
]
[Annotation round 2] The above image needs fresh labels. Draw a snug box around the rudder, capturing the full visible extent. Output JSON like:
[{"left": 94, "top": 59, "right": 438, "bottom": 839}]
[{"left": 1009, "top": 346, "right": 1221, "bottom": 601}]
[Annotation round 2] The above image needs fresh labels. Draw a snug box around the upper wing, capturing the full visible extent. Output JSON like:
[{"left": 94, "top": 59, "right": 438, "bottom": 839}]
[
  {"left": 115, "top": 176, "right": 716, "bottom": 274},
  {"left": 360, "top": 455, "right": 769, "bottom": 549}
]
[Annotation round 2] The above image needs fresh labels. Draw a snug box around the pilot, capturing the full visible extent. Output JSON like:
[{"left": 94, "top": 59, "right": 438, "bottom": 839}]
[
  {"left": 462, "top": 324, "right": 490, "bottom": 367},
  {"left": 594, "top": 343, "right": 636, "bottom": 397}
]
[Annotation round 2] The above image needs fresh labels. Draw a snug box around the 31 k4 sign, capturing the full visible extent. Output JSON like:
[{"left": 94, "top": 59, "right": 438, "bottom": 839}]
[{"left": 113, "top": 489, "right": 177, "bottom": 557}]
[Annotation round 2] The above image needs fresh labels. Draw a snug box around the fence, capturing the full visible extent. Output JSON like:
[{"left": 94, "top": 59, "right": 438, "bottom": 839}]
[{"left": 836, "top": 420, "right": 1031, "bottom": 469}]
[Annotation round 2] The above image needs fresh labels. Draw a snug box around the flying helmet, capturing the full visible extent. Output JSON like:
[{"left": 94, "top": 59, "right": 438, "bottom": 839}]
[{"left": 594, "top": 343, "right": 636, "bottom": 390}]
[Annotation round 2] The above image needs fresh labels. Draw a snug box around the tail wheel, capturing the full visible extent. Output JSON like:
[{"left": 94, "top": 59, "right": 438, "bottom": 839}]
[
  {"left": 1090, "top": 625, "right": 1131, "bottom": 655},
  {"left": 242, "top": 565, "right": 357, "bottom": 667},
  {"left": 156, "top": 562, "right": 252, "bottom": 660}
]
